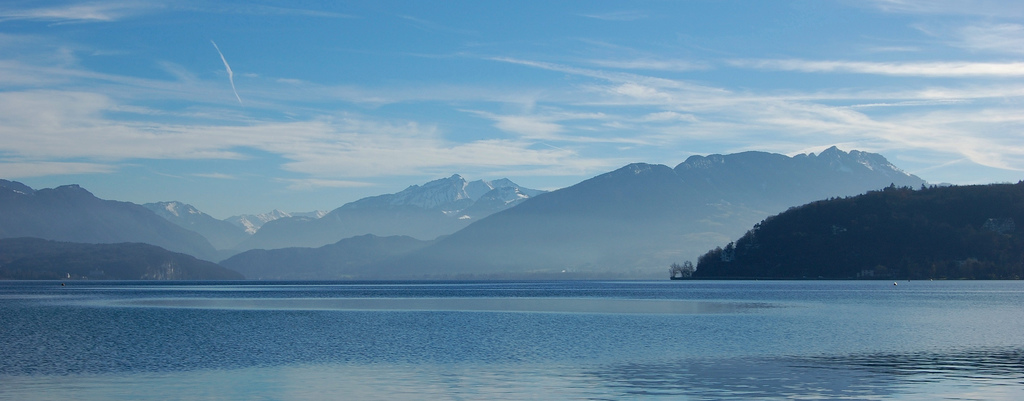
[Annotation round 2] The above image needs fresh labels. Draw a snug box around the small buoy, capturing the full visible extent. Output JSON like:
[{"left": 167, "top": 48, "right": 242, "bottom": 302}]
[
  {"left": 893, "top": 282, "right": 897, "bottom": 286},
  {"left": 61, "top": 283, "right": 65, "bottom": 286}
]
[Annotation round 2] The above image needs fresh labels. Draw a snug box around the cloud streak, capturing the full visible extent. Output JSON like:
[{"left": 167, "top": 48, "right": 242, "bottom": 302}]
[
  {"left": 211, "top": 40, "right": 242, "bottom": 105},
  {"left": 732, "top": 59, "right": 1024, "bottom": 77},
  {"left": 490, "top": 56, "right": 1024, "bottom": 177},
  {"left": 580, "top": 11, "right": 648, "bottom": 21},
  {"left": 866, "top": 0, "right": 1024, "bottom": 17},
  {"left": 0, "top": 90, "right": 609, "bottom": 185},
  {"left": 0, "top": 1, "right": 156, "bottom": 23},
  {"left": 954, "top": 23, "right": 1024, "bottom": 55}
]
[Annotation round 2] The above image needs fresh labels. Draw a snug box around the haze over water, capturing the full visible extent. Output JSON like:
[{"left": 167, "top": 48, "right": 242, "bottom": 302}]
[{"left": 2, "top": 280, "right": 1023, "bottom": 400}]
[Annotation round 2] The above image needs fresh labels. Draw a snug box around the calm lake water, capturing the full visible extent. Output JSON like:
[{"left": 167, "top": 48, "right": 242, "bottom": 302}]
[{"left": 2, "top": 280, "right": 1023, "bottom": 400}]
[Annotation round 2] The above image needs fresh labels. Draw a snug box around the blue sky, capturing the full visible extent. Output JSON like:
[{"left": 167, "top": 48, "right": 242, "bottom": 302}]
[{"left": 2, "top": 0, "right": 1023, "bottom": 218}]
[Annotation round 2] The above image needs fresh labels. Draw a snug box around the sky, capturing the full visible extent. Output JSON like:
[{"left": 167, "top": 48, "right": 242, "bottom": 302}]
[{"left": 1, "top": 0, "right": 1024, "bottom": 218}]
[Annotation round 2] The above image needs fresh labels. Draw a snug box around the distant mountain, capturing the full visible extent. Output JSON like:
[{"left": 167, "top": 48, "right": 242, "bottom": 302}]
[
  {"left": 0, "top": 180, "right": 219, "bottom": 261},
  {"left": 225, "top": 209, "right": 326, "bottom": 235},
  {"left": 375, "top": 147, "right": 926, "bottom": 279},
  {"left": 694, "top": 183, "right": 1024, "bottom": 280},
  {"left": 143, "top": 201, "right": 248, "bottom": 250},
  {"left": 236, "top": 175, "right": 543, "bottom": 251},
  {"left": 674, "top": 146, "right": 920, "bottom": 214},
  {"left": 0, "top": 237, "right": 243, "bottom": 280},
  {"left": 220, "top": 234, "right": 432, "bottom": 280}
]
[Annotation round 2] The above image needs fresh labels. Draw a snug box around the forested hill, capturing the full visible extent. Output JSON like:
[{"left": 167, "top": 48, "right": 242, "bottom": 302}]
[{"left": 694, "top": 183, "right": 1024, "bottom": 280}]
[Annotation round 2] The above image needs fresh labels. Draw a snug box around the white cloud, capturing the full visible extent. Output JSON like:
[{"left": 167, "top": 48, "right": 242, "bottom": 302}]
[
  {"left": 865, "top": 0, "right": 1024, "bottom": 17},
  {"left": 192, "top": 173, "right": 237, "bottom": 180},
  {"left": 0, "top": 1, "right": 158, "bottom": 22},
  {"left": 733, "top": 59, "right": 1024, "bottom": 77},
  {"left": 955, "top": 24, "right": 1024, "bottom": 54},
  {"left": 0, "top": 90, "right": 607, "bottom": 185},
  {"left": 495, "top": 56, "right": 1024, "bottom": 177},
  {"left": 580, "top": 11, "right": 647, "bottom": 21},
  {"left": 611, "top": 83, "right": 675, "bottom": 103},
  {"left": 641, "top": 111, "right": 698, "bottom": 123},
  {"left": 0, "top": 161, "right": 116, "bottom": 178},
  {"left": 587, "top": 58, "right": 709, "bottom": 72}
]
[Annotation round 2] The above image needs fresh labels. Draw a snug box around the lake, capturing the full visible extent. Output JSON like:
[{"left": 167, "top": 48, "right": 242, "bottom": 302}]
[{"left": 1, "top": 280, "right": 1023, "bottom": 400}]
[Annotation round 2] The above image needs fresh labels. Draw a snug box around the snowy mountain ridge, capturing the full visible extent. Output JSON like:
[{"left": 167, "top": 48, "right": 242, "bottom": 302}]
[
  {"left": 226, "top": 209, "right": 325, "bottom": 235},
  {"left": 235, "top": 174, "right": 544, "bottom": 250},
  {"left": 344, "top": 174, "right": 541, "bottom": 215}
]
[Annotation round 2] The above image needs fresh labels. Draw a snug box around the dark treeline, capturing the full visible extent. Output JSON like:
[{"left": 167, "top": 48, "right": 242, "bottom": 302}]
[{"left": 695, "top": 183, "right": 1024, "bottom": 280}]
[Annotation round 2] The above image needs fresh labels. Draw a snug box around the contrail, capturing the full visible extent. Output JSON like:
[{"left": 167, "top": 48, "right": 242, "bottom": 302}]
[{"left": 210, "top": 40, "right": 242, "bottom": 105}]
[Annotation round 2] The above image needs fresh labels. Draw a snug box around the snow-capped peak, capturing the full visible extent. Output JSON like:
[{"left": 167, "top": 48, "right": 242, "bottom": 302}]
[
  {"left": 163, "top": 202, "right": 181, "bottom": 217},
  {"left": 387, "top": 174, "right": 473, "bottom": 209}
]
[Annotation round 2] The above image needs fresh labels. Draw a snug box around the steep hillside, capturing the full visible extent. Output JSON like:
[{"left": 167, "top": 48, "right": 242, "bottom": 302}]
[{"left": 695, "top": 183, "right": 1024, "bottom": 280}]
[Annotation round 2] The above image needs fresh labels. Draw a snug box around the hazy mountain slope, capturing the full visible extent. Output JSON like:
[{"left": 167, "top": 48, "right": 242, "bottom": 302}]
[
  {"left": 382, "top": 163, "right": 723, "bottom": 279},
  {"left": 220, "top": 235, "right": 432, "bottom": 280},
  {"left": 0, "top": 180, "right": 219, "bottom": 261},
  {"left": 237, "top": 175, "right": 542, "bottom": 250},
  {"left": 380, "top": 148, "right": 926, "bottom": 279},
  {"left": 0, "top": 237, "right": 243, "bottom": 280},
  {"left": 143, "top": 201, "right": 249, "bottom": 250},
  {"left": 675, "top": 147, "right": 921, "bottom": 215}
]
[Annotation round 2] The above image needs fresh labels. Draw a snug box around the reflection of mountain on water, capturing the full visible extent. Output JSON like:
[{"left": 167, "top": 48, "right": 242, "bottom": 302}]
[
  {"left": 808, "top": 346, "right": 1024, "bottom": 383},
  {"left": 586, "top": 347, "right": 1024, "bottom": 399}
]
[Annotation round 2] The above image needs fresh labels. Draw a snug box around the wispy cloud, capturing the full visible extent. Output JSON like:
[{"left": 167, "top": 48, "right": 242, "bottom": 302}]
[
  {"left": 0, "top": 89, "right": 609, "bottom": 185},
  {"left": 487, "top": 113, "right": 565, "bottom": 138},
  {"left": 211, "top": 4, "right": 355, "bottom": 19},
  {"left": 0, "top": 161, "right": 116, "bottom": 178},
  {"left": 210, "top": 40, "right": 242, "bottom": 105},
  {"left": 192, "top": 173, "right": 237, "bottom": 180},
  {"left": 865, "top": 0, "right": 1024, "bottom": 17},
  {"left": 587, "top": 58, "right": 709, "bottom": 72},
  {"left": 580, "top": 11, "right": 647, "bottom": 21},
  {"left": 732, "top": 59, "right": 1024, "bottom": 77},
  {"left": 0, "top": 1, "right": 157, "bottom": 23},
  {"left": 280, "top": 178, "right": 376, "bottom": 191},
  {"left": 954, "top": 23, "right": 1024, "bottom": 54},
  {"left": 491, "top": 56, "right": 1024, "bottom": 175},
  {"left": 399, "top": 15, "right": 476, "bottom": 35}
]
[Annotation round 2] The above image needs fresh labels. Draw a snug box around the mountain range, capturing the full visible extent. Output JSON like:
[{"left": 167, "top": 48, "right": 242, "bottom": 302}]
[
  {"left": 225, "top": 210, "right": 327, "bottom": 235},
  {"left": 372, "top": 147, "right": 925, "bottom": 279},
  {"left": 234, "top": 175, "right": 543, "bottom": 251},
  {"left": 222, "top": 147, "right": 926, "bottom": 279},
  {"left": 143, "top": 201, "right": 251, "bottom": 251},
  {"left": 1, "top": 147, "right": 927, "bottom": 279}
]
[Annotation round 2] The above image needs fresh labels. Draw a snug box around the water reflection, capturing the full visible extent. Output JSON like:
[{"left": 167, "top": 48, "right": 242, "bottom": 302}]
[
  {"left": 587, "top": 347, "right": 1024, "bottom": 399},
  {"left": 808, "top": 347, "right": 1024, "bottom": 384},
  {"left": 4, "top": 348, "right": 1021, "bottom": 401},
  {"left": 4, "top": 281, "right": 1024, "bottom": 400},
  {"left": 105, "top": 297, "right": 773, "bottom": 314}
]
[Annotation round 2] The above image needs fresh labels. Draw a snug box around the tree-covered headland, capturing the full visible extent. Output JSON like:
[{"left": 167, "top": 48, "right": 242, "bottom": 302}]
[{"left": 695, "top": 183, "right": 1024, "bottom": 280}]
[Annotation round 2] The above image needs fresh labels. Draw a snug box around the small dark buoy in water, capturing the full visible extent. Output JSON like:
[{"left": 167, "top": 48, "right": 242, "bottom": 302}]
[
  {"left": 61, "top": 283, "right": 65, "bottom": 286},
  {"left": 893, "top": 282, "right": 897, "bottom": 286}
]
